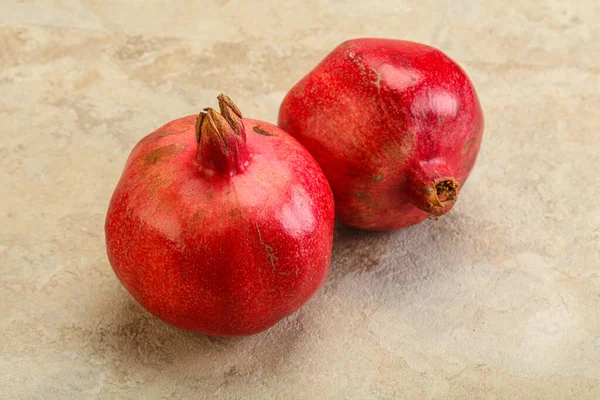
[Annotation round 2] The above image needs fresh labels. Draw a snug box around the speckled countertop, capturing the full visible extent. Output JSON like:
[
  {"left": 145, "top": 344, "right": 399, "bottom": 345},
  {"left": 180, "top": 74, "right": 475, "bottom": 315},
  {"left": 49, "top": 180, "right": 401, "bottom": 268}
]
[{"left": 1, "top": 1, "right": 599, "bottom": 399}]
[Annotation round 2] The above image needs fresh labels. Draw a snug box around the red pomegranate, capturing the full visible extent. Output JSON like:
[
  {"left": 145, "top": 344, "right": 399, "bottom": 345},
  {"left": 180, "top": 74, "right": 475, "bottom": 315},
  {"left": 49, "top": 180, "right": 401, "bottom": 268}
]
[
  {"left": 105, "top": 94, "right": 334, "bottom": 337},
  {"left": 279, "top": 39, "right": 484, "bottom": 231}
]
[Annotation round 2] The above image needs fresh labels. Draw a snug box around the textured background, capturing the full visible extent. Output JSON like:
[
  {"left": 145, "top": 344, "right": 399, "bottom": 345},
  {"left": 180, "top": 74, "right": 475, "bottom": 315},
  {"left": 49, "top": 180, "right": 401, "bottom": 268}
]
[{"left": 1, "top": 0, "right": 599, "bottom": 398}]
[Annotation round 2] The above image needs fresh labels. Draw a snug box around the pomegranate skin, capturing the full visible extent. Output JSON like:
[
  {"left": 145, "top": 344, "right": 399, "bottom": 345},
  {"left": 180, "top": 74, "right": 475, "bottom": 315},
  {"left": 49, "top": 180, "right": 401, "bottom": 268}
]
[
  {"left": 278, "top": 39, "right": 484, "bottom": 231},
  {"left": 105, "top": 104, "right": 334, "bottom": 337}
]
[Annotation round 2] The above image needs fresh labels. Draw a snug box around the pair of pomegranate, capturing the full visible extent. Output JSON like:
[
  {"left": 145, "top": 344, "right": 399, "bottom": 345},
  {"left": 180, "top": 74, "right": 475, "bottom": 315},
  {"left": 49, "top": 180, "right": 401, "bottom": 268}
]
[{"left": 105, "top": 39, "right": 484, "bottom": 336}]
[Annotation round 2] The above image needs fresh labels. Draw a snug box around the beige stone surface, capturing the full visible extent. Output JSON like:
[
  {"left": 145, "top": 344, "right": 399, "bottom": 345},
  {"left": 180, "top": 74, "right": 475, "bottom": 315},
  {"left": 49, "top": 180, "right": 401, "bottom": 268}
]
[{"left": 1, "top": 0, "right": 599, "bottom": 398}]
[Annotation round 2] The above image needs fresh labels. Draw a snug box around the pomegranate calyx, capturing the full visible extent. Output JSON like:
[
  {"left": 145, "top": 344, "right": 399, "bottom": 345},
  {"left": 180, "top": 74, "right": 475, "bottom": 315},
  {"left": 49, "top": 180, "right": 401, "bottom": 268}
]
[
  {"left": 218, "top": 93, "right": 244, "bottom": 137},
  {"left": 425, "top": 178, "right": 458, "bottom": 216},
  {"left": 195, "top": 94, "right": 249, "bottom": 176},
  {"left": 408, "top": 160, "right": 459, "bottom": 217}
]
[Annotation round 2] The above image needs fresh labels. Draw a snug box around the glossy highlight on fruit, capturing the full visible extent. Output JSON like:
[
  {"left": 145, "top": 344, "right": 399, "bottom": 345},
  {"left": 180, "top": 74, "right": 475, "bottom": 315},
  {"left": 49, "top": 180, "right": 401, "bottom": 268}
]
[
  {"left": 105, "top": 94, "right": 335, "bottom": 337},
  {"left": 279, "top": 39, "right": 484, "bottom": 231}
]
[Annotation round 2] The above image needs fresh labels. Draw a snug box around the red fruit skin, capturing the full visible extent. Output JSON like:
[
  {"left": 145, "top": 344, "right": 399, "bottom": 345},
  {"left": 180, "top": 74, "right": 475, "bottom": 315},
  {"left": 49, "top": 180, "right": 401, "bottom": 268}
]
[
  {"left": 105, "top": 116, "right": 334, "bottom": 337},
  {"left": 278, "top": 39, "right": 484, "bottom": 231}
]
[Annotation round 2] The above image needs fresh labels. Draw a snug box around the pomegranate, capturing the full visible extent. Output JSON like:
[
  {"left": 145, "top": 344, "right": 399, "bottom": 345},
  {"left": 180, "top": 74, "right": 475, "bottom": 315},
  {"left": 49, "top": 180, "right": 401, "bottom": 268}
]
[
  {"left": 105, "top": 94, "right": 334, "bottom": 337},
  {"left": 278, "top": 39, "right": 484, "bottom": 231}
]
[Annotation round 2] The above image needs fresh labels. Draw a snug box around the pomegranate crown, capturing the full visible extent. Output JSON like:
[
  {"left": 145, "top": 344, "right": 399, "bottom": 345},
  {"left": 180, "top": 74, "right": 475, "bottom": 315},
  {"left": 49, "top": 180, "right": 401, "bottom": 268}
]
[{"left": 194, "top": 94, "right": 248, "bottom": 175}]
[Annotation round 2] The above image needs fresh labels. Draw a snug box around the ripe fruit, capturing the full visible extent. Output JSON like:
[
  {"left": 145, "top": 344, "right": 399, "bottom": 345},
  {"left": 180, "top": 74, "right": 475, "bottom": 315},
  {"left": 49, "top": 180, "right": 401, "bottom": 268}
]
[
  {"left": 105, "top": 94, "right": 334, "bottom": 337},
  {"left": 279, "top": 39, "right": 484, "bottom": 231}
]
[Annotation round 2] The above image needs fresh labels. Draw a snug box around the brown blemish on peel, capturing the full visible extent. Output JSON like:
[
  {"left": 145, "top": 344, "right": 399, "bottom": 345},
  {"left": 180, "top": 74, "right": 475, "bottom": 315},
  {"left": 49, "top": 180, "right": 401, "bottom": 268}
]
[
  {"left": 462, "top": 137, "right": 476, "bottom": 155},
  {"left": 372, "top": 173, "right": 385, "bottom": 182},
  {"left": 254, "top": 222, "right": 278, "bottom": 271},
  {"left": 144, "top": 143, "right": 187, "bottom": 165},
  {"left": 280, "top": 118, "right": 296, "bottom": 130},
  {"left": 371, "top": 68, "right": 382, "bottom": 92},
  {"left": 354, "top": 191, "right": 378, "bottom": 210},
  {"left": 464, "top": 151, "right": 478, "bottom": 172},
  {"left": 253, "top": 125, "right": 277, "bottom": 137},
  {"left": 204, "top": 188, "right": 215, "bottom": 199},
  {"left": 156, "top": 129, "right": 186, "bottom": 138},
  {"left": 229, "top": 208, "right": 242, "bottom": 218}
]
